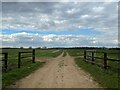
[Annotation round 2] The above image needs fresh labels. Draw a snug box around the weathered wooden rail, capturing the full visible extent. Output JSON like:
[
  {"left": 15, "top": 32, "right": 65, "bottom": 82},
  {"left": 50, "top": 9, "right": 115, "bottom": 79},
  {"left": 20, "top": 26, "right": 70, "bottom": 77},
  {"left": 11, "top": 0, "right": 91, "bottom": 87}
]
[
  {"left": 1, "top": 52, "right": 8, "bottom": 70},
  {"left": 18, "top": 49, "right": 35, "bottom": 68},
  {"left": 84, "top": 50, "right": 119, "bottom": 69}
]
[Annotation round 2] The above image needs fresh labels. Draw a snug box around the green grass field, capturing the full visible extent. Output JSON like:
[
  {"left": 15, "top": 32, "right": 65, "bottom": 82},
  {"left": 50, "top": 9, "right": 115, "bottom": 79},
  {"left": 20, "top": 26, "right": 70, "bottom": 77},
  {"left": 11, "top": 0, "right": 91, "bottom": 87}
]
[
  {"left": 35, "top": 49, "right": 62, "bottom": 58},
  {"left": 2, "top": 48, "right": 62, "bottom": 88},
  {"left": 67, "top": 49, "right": 119, "bottom": 88}
]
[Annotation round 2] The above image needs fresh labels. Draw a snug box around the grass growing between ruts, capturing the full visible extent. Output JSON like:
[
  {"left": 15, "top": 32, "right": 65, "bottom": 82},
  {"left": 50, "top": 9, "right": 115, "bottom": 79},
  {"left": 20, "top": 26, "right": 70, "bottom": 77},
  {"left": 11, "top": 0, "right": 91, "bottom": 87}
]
[
  {"left": 2, "top": 62, "right": 45, "bottom": 88},
  {"left": 62, "top": 51, "right": 67, "bottom": 57},
  {"left": 75, "top": 57, "right": 119, "bottom": 88}
]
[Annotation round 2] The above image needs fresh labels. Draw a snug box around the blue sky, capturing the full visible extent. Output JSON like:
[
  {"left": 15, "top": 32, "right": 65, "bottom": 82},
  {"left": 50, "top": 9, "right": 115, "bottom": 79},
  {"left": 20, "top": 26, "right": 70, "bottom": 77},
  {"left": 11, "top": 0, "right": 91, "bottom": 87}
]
[
  {"left": 1, "top": 1, "right": 118, "bottom": 48},
  {"left": 2, "top": 28, "right": 102, "bottom": 35}
]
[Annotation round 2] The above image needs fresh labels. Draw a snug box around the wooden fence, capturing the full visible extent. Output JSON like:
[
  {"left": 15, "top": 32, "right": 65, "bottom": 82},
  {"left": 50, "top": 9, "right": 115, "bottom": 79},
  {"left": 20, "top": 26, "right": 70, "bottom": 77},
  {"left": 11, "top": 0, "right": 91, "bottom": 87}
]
[
  {"left": 84, "top": 50, "right": 119, "bottom": 69},
  {"left": 1, "top": 53, "right": 8, "bottom": 70},
  {"left": 18, "top": 49, "right": 35, "bottom": 68},
  {"left": 1, "top": 49, "right": 35, "bottom": 70}
]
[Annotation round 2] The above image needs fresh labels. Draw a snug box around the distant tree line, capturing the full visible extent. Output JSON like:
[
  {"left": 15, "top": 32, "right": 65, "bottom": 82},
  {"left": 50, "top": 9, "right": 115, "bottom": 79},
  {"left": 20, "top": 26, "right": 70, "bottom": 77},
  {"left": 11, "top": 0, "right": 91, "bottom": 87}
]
[
  {"left": 1, "top": 46, "right": 120, "bottom": 50},
  {"left": 48, "top": 47, "right": 120, "bottom": 50}
]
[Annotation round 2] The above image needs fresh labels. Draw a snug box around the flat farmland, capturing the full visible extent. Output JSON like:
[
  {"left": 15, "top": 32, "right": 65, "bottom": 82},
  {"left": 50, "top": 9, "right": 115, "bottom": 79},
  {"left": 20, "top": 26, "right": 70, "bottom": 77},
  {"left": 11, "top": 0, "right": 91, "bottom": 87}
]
[{"left": 35, "top": 49, "right": 62, "bottom": 58}]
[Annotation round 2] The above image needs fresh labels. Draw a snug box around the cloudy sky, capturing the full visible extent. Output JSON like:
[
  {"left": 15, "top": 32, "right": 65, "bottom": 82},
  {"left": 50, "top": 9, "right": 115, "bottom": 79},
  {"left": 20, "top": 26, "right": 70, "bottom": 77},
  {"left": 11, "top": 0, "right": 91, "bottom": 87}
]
[{"left": 1, "top": 1, "right": 119, "bottom": 48}]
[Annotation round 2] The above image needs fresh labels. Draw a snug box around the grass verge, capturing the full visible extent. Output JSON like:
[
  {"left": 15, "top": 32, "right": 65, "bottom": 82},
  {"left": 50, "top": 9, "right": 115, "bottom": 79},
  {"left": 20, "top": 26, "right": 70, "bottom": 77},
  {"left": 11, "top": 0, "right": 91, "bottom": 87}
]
[
  {"left": 2, "top": 62, "right": 45, "bottom": 88},
  {"left": 75, "top": 57, "right": 119, "bottom": 89}
]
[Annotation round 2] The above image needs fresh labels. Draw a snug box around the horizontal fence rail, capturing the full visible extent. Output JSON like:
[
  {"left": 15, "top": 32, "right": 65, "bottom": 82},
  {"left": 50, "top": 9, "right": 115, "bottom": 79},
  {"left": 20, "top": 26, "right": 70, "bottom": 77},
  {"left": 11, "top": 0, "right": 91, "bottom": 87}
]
[
  {"left": 18, "top": 49, "right": 35, "bottom": 68},
  {"left": 0, "top": 53, "right": 8, "bottom": 70},
  {"left": 84, "top": 50, "right": 120, "bottom": 69}
]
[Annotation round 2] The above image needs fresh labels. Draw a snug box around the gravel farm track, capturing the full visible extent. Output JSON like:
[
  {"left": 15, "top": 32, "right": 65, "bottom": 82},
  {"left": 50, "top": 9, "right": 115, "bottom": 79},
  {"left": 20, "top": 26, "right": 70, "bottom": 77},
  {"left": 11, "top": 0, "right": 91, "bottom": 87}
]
[{"left": 10, "top": 52, "right": 101, "bottom": 88}]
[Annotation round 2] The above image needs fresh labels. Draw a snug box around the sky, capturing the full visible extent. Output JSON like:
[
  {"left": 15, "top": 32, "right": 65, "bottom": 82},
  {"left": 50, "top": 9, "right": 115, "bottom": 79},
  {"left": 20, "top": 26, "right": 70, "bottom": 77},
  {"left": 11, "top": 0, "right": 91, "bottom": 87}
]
[{"left": 1, "top": 1, "right": 119, "bottom": 48}]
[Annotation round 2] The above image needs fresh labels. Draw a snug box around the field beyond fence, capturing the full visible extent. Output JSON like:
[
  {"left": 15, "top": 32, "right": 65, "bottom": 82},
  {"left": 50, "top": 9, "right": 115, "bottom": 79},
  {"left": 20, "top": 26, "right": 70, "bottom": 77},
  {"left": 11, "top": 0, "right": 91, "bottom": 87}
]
[{"left": 84, "top": 50, "right": 119, "bottom": 70}]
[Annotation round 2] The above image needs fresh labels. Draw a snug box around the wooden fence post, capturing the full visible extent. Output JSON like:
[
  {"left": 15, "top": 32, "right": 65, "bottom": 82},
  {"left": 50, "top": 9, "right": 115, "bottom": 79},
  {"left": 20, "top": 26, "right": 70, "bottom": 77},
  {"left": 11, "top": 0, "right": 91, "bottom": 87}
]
[
  {"left": 18, "top": 52, "right": 21, "bottom": 68},
  {"left": 84, "top": 50, "right": 86, "bottom": 62},
  {"left": 32, "top": 49, "right": 35, "bottom": 63},
  {"left": 92, "top": 51, "right": 94, "bottom": 64},
  {"left": 4, "top": 53, "right": 8, "bottom": 69},
  {"left": 104, "top": 52, "right": 107, "bottom": 69}
]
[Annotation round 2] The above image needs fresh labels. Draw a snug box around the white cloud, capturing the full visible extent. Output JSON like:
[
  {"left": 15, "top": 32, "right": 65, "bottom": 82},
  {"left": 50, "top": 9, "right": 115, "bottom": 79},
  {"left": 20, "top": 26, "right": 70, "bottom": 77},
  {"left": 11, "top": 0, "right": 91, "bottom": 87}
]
[
  {"left": 66, "top": 9, "right": 74, "bottom": 14},
  {"left": 66, "top": 8, "right": 79, "bottom": 14},
  {"left": 1, "top": 2, "right": 118, "bottom": 47},
  {"left": 1, "top": 32, "right": 118, "bottom": 48},
  {"left": 2, "top": 2, "right": 118, "bottom": 33},
  {"left": 92, "top": 7, "right": 104, "bottom": 12},
  {"left": 81, "top": 15, "right": 90, "bottom": 19}
]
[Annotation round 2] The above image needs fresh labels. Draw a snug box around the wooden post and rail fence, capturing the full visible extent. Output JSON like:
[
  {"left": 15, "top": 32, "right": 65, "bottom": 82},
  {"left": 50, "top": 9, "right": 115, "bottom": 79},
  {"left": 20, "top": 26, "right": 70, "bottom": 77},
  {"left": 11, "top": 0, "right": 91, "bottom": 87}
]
[
  {"left": 18, "top": 49, "right": 35, "bottom": 68},
  {"left": 1, "top": 52, "right": 8, "bottom": 70},
  {"left": 84, "top": 50, "right": 119, "bottom": 69},
  {"left": 1, "top": 49, "right": 35, "bottom": 70},
  {"left": 1, "top": 49, "right": 119, "bottom": 70}
]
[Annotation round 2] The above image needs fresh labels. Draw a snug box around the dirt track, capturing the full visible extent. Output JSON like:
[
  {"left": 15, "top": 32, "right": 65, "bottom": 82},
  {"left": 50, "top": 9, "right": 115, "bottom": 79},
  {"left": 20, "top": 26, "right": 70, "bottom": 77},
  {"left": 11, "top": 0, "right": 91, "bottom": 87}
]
[{"left": 10, "top": 52, "right": 101, "bottom": 88}]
